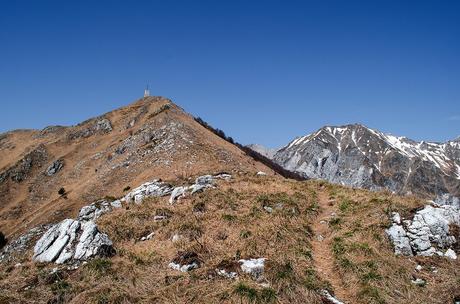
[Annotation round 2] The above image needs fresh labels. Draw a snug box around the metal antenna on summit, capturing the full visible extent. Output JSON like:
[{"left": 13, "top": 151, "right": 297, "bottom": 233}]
[{"left": 144, "top": 85, "right": 150, "bottom": 97}]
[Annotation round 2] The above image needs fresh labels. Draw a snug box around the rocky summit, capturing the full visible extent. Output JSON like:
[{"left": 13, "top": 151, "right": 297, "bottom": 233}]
[{"left": 255, "top": 124, "right": 460, "bottom": 199}]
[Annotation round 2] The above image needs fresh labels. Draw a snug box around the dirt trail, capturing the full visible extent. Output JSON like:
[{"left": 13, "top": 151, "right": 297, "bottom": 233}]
[{"left": 311, "top": 190, "right": 351, "bottom": 303}]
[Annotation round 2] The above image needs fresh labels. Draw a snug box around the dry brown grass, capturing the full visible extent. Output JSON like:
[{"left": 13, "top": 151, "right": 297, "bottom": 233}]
[
  {"left": 1, "top": 176, "right": 459, "bottom": 303},
  {"left": 325, "top": 185, "right": 460, "bottom": 304}
]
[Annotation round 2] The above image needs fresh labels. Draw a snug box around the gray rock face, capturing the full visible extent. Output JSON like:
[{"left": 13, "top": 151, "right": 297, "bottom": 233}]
[
  {"left": 385, "top": 214, "right": 413, "bottom": 256},
  {"left": 386, "top": 205, "right": 460, "bottom": 258},
  {"left": 268, "top": 124, "right": 460, "bottom": 198},
  {"left": 95, "top": 119, "right": 112, "bottom": 132},
  {"left": 0, "top": 144, "right": 48, "bottom": 183},
  {"left": 67, "top": 117, "right": 113, "bottom": 140},
  {"left": 33, "top": 219, "right": 113, "bottom": 264},
  {"left": 0, "top": 225, "right": 51, "bottom": 262},
  {"left": 435, "top": 193, "right": 460, "bottom": 208},
  {"left": 32, "top": 198, "right": 119, "bottom": 264},
  {"left": 46, "top": 159, "right": 64, "bottom": 176}
]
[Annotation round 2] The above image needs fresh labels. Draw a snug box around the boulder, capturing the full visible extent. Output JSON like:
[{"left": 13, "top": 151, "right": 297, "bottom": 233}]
[
  {"left": 386, "top": 205, "right": 460, "bottom": 258},
  {"left": 445, "top": 248, "right": 457, "bottom": 260},
  {"left": 95, "top": 118, "right": 112, "bottom": 132},
  {"left": 33, "top": 219, "right": 113, "bottom": 264}
]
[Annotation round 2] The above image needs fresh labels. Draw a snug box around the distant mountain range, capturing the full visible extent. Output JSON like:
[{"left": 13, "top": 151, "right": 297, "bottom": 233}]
[{"left": 249, "top": 124, "right": 460, "bottom": 199}]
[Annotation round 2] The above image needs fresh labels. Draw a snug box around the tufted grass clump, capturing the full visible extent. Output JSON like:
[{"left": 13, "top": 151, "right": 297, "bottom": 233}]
[
  {"left": 233, "top": 282, "right": 277, "bottom": 303},
  {"left": 85, "top": 258, "right": 112, "bottom": 277}
]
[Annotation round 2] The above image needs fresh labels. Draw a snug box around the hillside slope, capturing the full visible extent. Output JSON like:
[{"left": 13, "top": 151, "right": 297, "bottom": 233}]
[
  {"left": 0, "top": 96, "right": 271, "bottom": 238},
  {"left": 1, "top": 175, "right": 459, "bottom": 304}
]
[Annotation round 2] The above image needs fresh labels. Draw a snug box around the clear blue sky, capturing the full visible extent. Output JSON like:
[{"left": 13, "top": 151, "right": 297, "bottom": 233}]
[{"left": 1, "top": 0, "right": 459, "bottom": 148}]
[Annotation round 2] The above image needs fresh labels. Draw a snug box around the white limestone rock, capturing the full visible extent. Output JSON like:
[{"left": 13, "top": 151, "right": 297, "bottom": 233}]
[
  {"left": 216, "top": 268, "right": 238, "bottom": 279},
  {"left": 169, "top": 251, "right": 201, "bottom": 272},
  {"left": 168, "top": 262, "right": 199, "bottom": 272},
  {"left": 214, "top": 173, "right": 232, "bottom": 181},
  {"left": 445, "top": 248, "right": 457, "bottom": 259},
  {"left": 77, "top": 200, "right": 112, "bottom": 222},
  {"left": 73, "top": 221, "right": 113, "bottom": 261},
  {"left": 386, "top": 205, "right": 460, "bottom": 258},
  {"left": 140, "top": 232, "right": 154, "bottom": 241},
  {"left": 239, "top": 258, "right": 265, "bottom": 280},
  {"left": 33, "top": 219, "right": 113, "bottom": 264},
  {"left": 195, "top": 175, "right": 214, "bottom": 185},
  {"left": 34, "top": 219, "right": 80, "bottom": 263},
  {"left": 124, "top": 180, "right": 173, "bottom": 204},
  {"left": 256, "top": 171, "right": 267, "bottom": 176},
  {"left": 411, "top": 278, "right": 426, "bottom": 286},
  {"left": 171, "top": 234, "right": 182, "bottom": 243},
  {"left": 391, "top": 212, "right": 401, "bottom": 224},
  {"left": 385, "top": 222, "right": 413, "bottom": 256},
  {"left": 169, "top": 186, "right": 188, "bottom": 204},
  {"left": 320, "top": 290, "right": 344, "bottom": 304}
]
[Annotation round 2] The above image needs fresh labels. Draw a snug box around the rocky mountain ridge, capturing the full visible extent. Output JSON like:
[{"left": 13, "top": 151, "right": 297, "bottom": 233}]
[
  {"left": 0, "top": 96, "right": 271, "bottom": 238},
  {"left": 252, "top": 124, "right": 460, "bottom": 199}
]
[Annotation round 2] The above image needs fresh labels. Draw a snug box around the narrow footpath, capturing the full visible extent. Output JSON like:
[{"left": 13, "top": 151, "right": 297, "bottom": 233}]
[{"left": 311, "top": 190, "right": 351, "bottom": 303}]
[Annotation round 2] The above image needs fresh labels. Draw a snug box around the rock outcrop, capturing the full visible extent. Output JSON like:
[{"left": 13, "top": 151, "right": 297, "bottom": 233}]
[
  {"left": 0, "top": 144, "right": 48, "bottom": 183},
  {"left": 386, "top": 204, "right": 460, "bottom": 259},
  {"left": 45, "top": 159, "right": 64, "bottom": 176},
  {"left": 77, "top": 200, "right": 120, "bottom": 222},
  {"left": 29, "top": 174, "right": 231, "bottom": 265},
  {"left": 0, "top": 225, "right": 51, "bottom": 262},
  {"left": 33, "top": 219, "right": 114, "bottom": 264},
  {"left": 31, "top": 198, "right": 122, "bottom": 264},
  {"left": 67, "top": 117, "right": 113, "bottom": 140},
  {"left": 123, "top": 180, "right": 173, "bottom": 204}
]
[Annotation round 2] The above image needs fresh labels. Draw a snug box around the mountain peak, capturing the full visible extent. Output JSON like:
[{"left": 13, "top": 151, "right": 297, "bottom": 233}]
[
  {"left": 270, "top": 123, "right": 460, "bottom": 198},
  {"left": 0, "top": 96, "right": 271, "bottom": 237}
]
